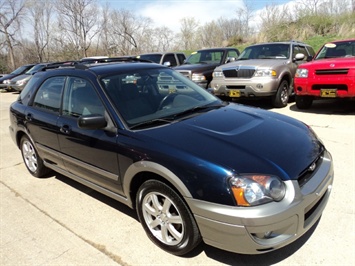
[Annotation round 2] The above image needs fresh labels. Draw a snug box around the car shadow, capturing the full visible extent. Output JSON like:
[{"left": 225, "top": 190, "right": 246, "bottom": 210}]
[
  {"left": 54, "top": 173, "right": 138, "bottom": 220},
  {"left": 289, "top": 98, "right": 355, "bottom": 115}
]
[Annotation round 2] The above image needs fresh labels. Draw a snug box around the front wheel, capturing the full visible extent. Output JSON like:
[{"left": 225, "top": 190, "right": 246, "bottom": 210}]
[
  {"left": 20, "top": 135, "right": 50, "bottom": 178},
  {"left": 136, "top": 180, "right": 201, "bottom": 256},
  {"left": 295, "top": 95, "right": 313, "bottom": 109},
  {"left": 272, "top": 80, "right": 289, "bottom": 108}
]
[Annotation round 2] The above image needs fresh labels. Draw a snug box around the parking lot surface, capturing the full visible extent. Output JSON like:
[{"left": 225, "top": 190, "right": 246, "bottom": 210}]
[{"left": 1, "top": 91, "right": 354, "bottom": 265}]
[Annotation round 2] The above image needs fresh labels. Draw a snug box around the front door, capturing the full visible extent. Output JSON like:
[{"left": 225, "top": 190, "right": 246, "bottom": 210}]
[{"left": 57, "top": 76, "right": 122, "bottom": 194}]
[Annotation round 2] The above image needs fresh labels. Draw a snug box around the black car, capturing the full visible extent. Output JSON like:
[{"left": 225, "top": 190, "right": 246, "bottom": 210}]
[
  {"left": 9, "top": 60, "right": 333, "bottom": 256},
  {"left": 0, "top": 64, "right": 36, "bottom": 90},
  {"left": 173, "top": 47, "right": 240, "bottom": 89}
]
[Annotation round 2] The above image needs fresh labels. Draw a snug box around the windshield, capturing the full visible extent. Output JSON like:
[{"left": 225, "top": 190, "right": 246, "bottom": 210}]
[
  {"left": 11, "top": 65, "right": 31, "bottom": 75},
  {"left": 315, "top": 40, "right": 355, "bottom": 60},
  {"left": 185, "top": 50, "right": 224, "bottom": 64},
  {"left": 101, "top": 67, "right": 221, "bottom": 128},
  {"left": 25, "top": 64, "right": 45, "bottom": 75},
  {"left": 138, "top": 54, "right": 162, "bottom": 64},
  {"left": 238, "top": 44, "right": 290, "bottom": 60}
]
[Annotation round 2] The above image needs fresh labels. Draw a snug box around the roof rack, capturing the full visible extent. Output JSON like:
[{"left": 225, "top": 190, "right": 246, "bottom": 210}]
[
  {"left": 79, "top": 56, "right": 152, "bottom": 64},
  {"left": 42, "top": 61, "right": 78, "bottom": 71}
]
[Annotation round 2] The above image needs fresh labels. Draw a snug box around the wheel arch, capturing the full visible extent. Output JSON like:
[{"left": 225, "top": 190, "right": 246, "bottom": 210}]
[{"left": 124, "top": 161, "right": 193, "bottom": 209}]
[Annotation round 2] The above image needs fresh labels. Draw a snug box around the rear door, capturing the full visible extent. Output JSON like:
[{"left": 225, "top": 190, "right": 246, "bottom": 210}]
[
  {"left": 25, "top": 76, "right": 65, "bottom": 168},
  {"left": 56, "top": 76, "right": 123, "bottom": 194}
]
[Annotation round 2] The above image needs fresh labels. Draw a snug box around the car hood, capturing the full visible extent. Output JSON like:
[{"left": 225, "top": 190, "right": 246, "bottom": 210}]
[
  {"left": 0, "top": 74, "right": 16, "bottom": 82},
  {"left": 138, "top": 103, "right": 323, "bottom": 181},
  {"left": 217, "top": 59, "right": 289, "bottom": 70},
  {"left": 9, "top": 74, "right": 31, "bottom": 83},
  {"left": 300, "top": 57, "right": 355, "bottom": 69},
  {"left": 173, "top": 63, "right": 219, "bottom": 72}
]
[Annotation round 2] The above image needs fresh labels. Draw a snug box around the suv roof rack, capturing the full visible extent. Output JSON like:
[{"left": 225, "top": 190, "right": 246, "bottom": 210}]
[
  {"left": 41, "top": 61, "right": 78, "bottom": 71},
  {"left": 79, "top": 56, "right": 152, "bottom": 64}
]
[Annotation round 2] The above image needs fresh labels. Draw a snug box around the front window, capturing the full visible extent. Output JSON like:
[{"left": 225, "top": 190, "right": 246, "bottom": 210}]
[
  {"left": 101, "top": 67, "right": 220, "bottom": 128},
  {"left": 62, "top": 77, "right": 105, "bottom": 117},
  {"left": 11, "top": 65, "right": 31, "bottom": 75},
  {"left": 26, "top": 64, "right": 45, "bottom": 75},
  {"left": 238, "top": 44, "right": 290, "bottom": 60},
  {"left": 185, "top": 50, "right": 225, "bottom": 64},
  {"left": 315, "top": 40, "right": 355, "bottom": 60}
]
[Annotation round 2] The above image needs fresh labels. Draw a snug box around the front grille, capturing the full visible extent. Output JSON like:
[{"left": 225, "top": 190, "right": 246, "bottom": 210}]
[
  {"left": 223, "top": 68, "right": 255, "bottom": 78},
  {"left": 315, "top": 69, "right": 349, "bottom": 75},
  {"left": 298, "top": 150, "right": 324, "bottom": 188}
]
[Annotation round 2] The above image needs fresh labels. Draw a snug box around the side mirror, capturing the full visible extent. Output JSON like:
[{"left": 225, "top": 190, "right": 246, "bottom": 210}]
[
  {"left": 163, "top": 61, "right": 171, "bottom": 67},
  {"left": 225, "top": 57, "right": 236, "bottom": 63},
  {"left": 306, "top": 55, "right": 313, "bottom": 62},
  {"left": 78, "top": 114, "right": 107, "bottom": 130},
  {"left": 294, "top": 53, "right": 305, "bottom": 61}
]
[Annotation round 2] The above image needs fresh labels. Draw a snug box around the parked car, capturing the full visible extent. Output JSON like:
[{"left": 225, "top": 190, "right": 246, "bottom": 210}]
[
  {"left": 294, "top": 39, "right": 355, "bottom": 109},
  {"left": 0, "top": 64, "right": 35, "bottom": 91},
  {"left": 137, "top": 52, "right": 186, "bottom": 67},
  {"left": 173, "top": 47, "right": 240, "bottom": 89},
  {"left": 210, "top": 41, "right": 315, "bottom": 107},
  {"left": 8, "top": 62, "right": 74, "bottom": 91},
  {"left": 9, "top": 59, "right": 333, "bottom": 256}
]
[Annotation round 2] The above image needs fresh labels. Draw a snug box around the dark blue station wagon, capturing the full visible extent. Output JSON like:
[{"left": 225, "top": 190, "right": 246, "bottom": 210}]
[{"left": 9, "top": 61, "right": 333, "bottom": 256}]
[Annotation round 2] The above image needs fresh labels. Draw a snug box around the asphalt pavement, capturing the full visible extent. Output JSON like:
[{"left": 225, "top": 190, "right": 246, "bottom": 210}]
[{"left": 1, "top": 91, "right": 354, "bottom": 266}]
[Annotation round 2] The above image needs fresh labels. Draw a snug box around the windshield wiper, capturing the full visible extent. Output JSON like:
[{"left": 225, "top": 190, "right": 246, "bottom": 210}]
[
  {"left": 172, "top": 102, "right": 228, "bottom": 119},
  {"left": 129, "top": 118, "right": 174, "bottom": 130}
]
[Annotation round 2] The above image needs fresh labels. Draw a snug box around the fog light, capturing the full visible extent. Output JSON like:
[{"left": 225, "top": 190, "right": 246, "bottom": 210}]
[{"left": 264, "top": 231, "right": 273, "bottom": 238}]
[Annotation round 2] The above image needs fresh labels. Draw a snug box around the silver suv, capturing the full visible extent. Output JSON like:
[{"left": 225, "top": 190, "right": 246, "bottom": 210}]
[{"left": 210, "top": 41, "right": 315, "bottom": 107}]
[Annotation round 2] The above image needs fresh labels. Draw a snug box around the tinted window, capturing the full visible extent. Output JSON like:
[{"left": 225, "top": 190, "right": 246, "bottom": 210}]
[
  {"left": 186, "top": 50, "right": 224, "bottom": 64},
  {"left": 62, "top": 77, "right": 105, "bottom": 117},
  {"left": 294, "top": 45, "right": 309, "bottom": 61},
  {"left": 177, "top": 54, "right": 186, "bottom": 64},
  {"left": 227, "top": 50, "right": 239, "bottom": 58},
  {"left": 163, "top": 54, "right": 177, "bottom": 66},
  {"left": 33, "top": 77, "right": 65, "bottom": 113}
]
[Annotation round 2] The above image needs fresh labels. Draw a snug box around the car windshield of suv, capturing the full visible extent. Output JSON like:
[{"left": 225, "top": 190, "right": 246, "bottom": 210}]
[
  {"left": 101, "top": 67, "right": 221, "bottom": 129},
  {"left": 25, "top": 64, "right": 45, "bottom": 75},
  {"left": 138, "top": 54, "right": 162, "bottom": 64},
  {"left": 238, "top": 44, "right": 290, "bottom": 60},
  {"left": 185, "top": 50, "right": 224, "bottom": 64},
  {"left": 315, "top": 40, "right": 355, "bottom": 60},
  {"left": 10, "top": 65, "right": 30, "bottom": 75}
]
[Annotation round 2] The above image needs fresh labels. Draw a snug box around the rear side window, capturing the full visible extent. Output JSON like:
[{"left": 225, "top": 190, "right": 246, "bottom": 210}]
[{"left": 33, "top": 77, "right": 65, "bottom": 113}]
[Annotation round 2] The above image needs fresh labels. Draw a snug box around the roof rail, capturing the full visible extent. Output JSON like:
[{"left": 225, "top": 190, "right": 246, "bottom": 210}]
[
  {"left": 42, "top": 61, "right": 78, "bottom": 71},
  {"left": 79, "top": 56, "right": 153, "bottom": 64}
]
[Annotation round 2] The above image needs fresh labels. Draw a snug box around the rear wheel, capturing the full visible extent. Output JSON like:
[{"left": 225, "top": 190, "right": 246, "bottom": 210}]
[
  {"left": 20, "top": 135, "right": 50, "bottom": 178},
  {"left": 295, "top": 95, "right": 313, "bottom": 109},
  {"left": 136, "top": 180, "right": 201, "bottom": 256},
  {"left": 272, "top": 80, "right": 289, "bottom": 108}
]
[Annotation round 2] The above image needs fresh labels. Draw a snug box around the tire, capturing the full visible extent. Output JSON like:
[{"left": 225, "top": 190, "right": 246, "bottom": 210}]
[
  {"left": 295, "top": 95, "right": 313, "bottom": 109},
  {"left": 136, "top": 180, "right": 201, "bottom": 256},
  {"left": 20, "top": 135, "right": 50, "bottom": 178},
  {"left": 272, "top": 80, "right": 289, "bottom": 108}
]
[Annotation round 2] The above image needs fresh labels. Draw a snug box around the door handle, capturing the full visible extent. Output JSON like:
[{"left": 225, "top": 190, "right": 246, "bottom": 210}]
[{"left": 60, "top": 125, "right": 71, "bottom": 134}]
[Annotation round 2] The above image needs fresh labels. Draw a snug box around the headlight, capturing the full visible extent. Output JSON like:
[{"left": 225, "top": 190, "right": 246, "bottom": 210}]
[
  {"left": 254, "top": 69, "right": 277, "bottom": 77},
  {"left": 16, "top": 79, "right": 26, "bottom": 86},
  {"left": 192, "top": 73, "right": 206, "bottom": 82},
  {"left": 3, "top": 79, "right": 10, "bottom": 84},
  {"left": 230, "top": 175, "right": 286, "bottom": 206},
  {"left": 213, "top": 71, "right": 224, "bottom": 78},
  {"left": 295, "top": 68, "right": 309, "bottom": 78}
]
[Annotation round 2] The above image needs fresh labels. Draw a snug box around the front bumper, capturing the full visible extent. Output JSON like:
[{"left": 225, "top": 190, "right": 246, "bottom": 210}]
[
  {"left": 210, "top": 77, "right": 279, "bottom": 98},
  {"left": 186, "top": 150, "right": 333, "bottom": 254},
  {"left": 295, "top": 77, "right": 355, "bottom": 98}
]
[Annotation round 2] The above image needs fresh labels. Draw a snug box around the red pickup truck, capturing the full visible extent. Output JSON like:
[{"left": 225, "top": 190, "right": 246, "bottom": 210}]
[{"left": 294, "top": 39, "right": 355, "bottom": 109}]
